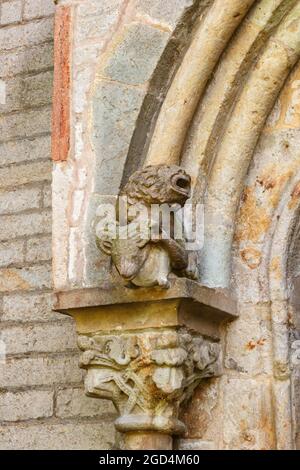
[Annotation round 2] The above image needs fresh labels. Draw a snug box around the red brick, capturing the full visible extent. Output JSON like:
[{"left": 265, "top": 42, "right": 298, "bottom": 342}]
[{"left": 51, "top": 6, "right": 71, "bottom": 162}]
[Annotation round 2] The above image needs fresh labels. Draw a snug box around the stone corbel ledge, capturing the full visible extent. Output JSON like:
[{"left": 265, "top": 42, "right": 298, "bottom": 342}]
[{"left": 55, "top": 279, "right": 237, "bottom": 450}]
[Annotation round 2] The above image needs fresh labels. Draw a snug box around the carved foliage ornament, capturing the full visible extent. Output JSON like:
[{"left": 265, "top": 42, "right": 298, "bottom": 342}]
[
  {"left": 96, "top": 165, "right": 198, "bottom": 288},
  {"left": 78, "top": 329, "right": 221, "bottom": 435}
]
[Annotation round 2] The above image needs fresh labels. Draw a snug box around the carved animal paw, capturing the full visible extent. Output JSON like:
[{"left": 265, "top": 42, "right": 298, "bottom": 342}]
[
  {"left": 158, "top": 278, "right": 170, "bottom": 289},
  {"left": 184, "top": 266, "right": 199, "bottom": 281},
  {"left": 184, "top": 253, "right": 199, "bottom": 280}
]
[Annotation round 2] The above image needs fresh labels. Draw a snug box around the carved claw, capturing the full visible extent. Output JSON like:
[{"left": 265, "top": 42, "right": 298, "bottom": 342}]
[
  {"left": 184, "top": 266, "right": 199, "bottom": 281},
  {"left": 158, "top": 278, "right": 170, "bottom": 289}
]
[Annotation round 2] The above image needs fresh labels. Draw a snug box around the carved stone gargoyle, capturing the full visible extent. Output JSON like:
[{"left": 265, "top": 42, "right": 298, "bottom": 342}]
[{"left": 96, "top": 164, "right": 198, "bottom": 288}]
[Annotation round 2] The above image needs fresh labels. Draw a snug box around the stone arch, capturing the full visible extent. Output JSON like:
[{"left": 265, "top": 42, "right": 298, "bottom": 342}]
[{"left": 230, "top": 63, "right": 300, "bottom": 448}]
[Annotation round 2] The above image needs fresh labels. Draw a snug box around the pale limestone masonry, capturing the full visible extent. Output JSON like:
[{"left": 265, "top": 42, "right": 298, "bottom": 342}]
[{"left": 0, "top": 0, "right": 116, "bottom": 450}]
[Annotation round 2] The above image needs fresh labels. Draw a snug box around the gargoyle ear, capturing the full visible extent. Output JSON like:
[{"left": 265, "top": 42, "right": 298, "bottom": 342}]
[{"left": 96, "top": 238, "right": 113, "bottom": 256}]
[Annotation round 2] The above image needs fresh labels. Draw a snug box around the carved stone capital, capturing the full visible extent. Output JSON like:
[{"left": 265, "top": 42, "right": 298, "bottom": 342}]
[{"left": 78, "top": 328, "right": 221, "bottom": 435}]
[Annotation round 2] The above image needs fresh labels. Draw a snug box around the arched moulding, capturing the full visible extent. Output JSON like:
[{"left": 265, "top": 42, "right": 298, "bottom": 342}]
[
  {"left": 268, "top": 177, "right": 300, "bottom": 450},
  {"left": 145, "top": 0, "right": 256, "bottom": 166},
  {"left": 197, "top": 3, "right": 300, "bottom": 288},
  {"left": 232, "top": 58, "right": 300, "bottom": 305},
  {"left": 230, "top": 61, "right": 300, "bottom": 448},
  {"left": 182, "top": 0, "right": 298, "bottom": 189},
  {"left": 231, "top": 173, "right": 300, "bottom": 450}
]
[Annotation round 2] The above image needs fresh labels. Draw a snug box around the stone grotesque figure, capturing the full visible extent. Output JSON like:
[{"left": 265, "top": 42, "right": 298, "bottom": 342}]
[
  {"left": 122, "top": 164, "right": 191, "bottom": 206},
  {"left": 96, "top": 164, "right": 198, "bottom": 288}
]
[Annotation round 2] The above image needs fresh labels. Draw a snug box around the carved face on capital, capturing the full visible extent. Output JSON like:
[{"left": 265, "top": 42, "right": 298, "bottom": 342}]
[{"left": 96, "top": 225, "right": 151, "bottom": 281}]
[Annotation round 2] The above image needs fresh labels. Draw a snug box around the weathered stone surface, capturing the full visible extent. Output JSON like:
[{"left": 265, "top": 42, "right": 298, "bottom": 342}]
[
  {"left": 181, "top": 378, "right": 222, "bottom": 443},
  {"left": 0, "top": 390, "right": 53, "bottom": 422},
  {"left": 42, "top": 184, "right": 51, "bottom": 209},
  {"left": 93, "top": 81, "right": 144, "bottom": 194},
  {"left": 0, "top": 18, "right": 53, "bottom": 52},
  {"left": 26, "top": 236, "right": 52, "bottom": 263},
  {"left": 0, "top": 136, "right": 51, "bottom": 166},
  {"left": 0, "top": 161, "right": 51, "bottom": 189},
  {"left": 224, "top": 303, "right": 273, "bottom": 376},
  {"left": 0, "top": 44, "right": 54, "bottom": 79},
  {"left": 0, "top": 106, "right": 51, "bottom": 142},
  {"left": 136, "top": 0, "right": 194, "bottom": 28},
  {"left": 0, "top": 1, "right": 22, "bottom": 25},
  {"left": 0, "top": 240, "right": 24, "bottom": 268},
  {"left": 104, "top": 23, "right": 169, "bottom": 85},
  {"left": 0, "top": 264, "right": 51, "bottom": 292},
  {"left": 0, "top": 422, "right": 116, "bottom": 450},
  {"left": 55, "top": 387, "right": 116, "bottom": 418},
  {"left": 2, "top": 292, "right": 58, "bottom": 322},
  {"left": 0, "top": 355, "right": 83, "bottom": 388},
  {"left": 0, "top": 210, "right": 51, "bottom": 241},
  {"left": 177, "top": 439, "right": 217, "bottom": 450},
  {"left": 0, "top": 71, "right": 53, "bottom": 113},
  {"left": 24, "top": 0, "right": 55, "bottom": 20},
  {"left": 76, "top": 0, "right": 124, "bottom": 43},
  {"left": 0, "top": 187, "right": 41, "bottom": 215},
  {"left": 223, "top": 378, "right": 275, "bottom": 450},
  {"left": 0, "top": 322, "right": 77, "bottom": 354}
]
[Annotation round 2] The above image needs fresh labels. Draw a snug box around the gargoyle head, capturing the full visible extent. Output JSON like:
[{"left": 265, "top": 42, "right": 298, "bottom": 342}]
[{"left": 122, "top": 164, "right": 191, "bottom": 206}]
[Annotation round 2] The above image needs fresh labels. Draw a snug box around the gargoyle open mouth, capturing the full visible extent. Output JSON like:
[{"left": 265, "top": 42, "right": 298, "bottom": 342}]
[{"left": 170, "top": 173, "right": 191, "bottom": 199}]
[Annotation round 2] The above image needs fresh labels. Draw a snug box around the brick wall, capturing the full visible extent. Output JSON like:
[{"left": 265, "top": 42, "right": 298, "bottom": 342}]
[{"left": 0, "top": 0, "right": 116, "bottom": 449}]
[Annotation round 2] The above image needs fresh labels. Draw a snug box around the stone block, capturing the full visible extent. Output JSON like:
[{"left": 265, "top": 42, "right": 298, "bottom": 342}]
[
  {"left": 0, "top": 135, "right": 51, "bottom": 166},
  {"left": 0, "top": 18, "right": 53, "bottom": 52},
  {"left": 55, "top": 387, "right": 116, "bottom": 418},
  {"left": 24, "top": 0, "right": 55, "bottom": 20},
  {"left": 0, "top": 390, "right": 53, "bottom": 422},
  {"left": 2, "top": 292, "right": 60, "bottom": 322},
  {"left": 223, "top": 377, "right": 275, "bottom": 450},
  {"left": 0, "top": 210, "right": 51, "bottom": 241},
  {"left": 0, "top": 355, "right": 83, "bottom": 388},
  {"left": 0, "top": 161, "right": 51, "bottom": 189},
  {"left": 26, "top": 236, "right": 52, "bottom": 263},
  {"left": 1, "top": 322, "right": 77, "bottom": 354},
  {"left": 0, "top": 422, "right": 116, "bottom": 450},
  {"left": 42, "top": 184, "right": 51, "bottom": 208},
  {"left": 0, "top": 240, "right": 24, "bottom": 268},
  {"left": 92, "top": 81, "right": 144, "bottom": 194},
  {"left": 0, "top": 107, "right": 51, "bottom": 142},
  {"left": 76, "top": 0, "right": 123, "bottom": 43},
  {"left": 224, "top": 303, "right": 273, "bottom": 376},
  {"left": 136, "top": 0, "right": 194, "bottom": 28},
  {"left": 0, "top": 186, "right": 41, "bottom": 215},
  {"left": 104, "top": 23, "right": 169, "bottom": 85},
  {"left": 0, "top": 43, "right": 53, "bottom": 79},
  {"left": 0, "top": 264, "right": 51, "bottom": 292},
  {"left": 1, "top": 1, "right": 22, "bottom": 26},
  {"left": 23, "top": 71, "right": 53, "bottom": 109}
]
